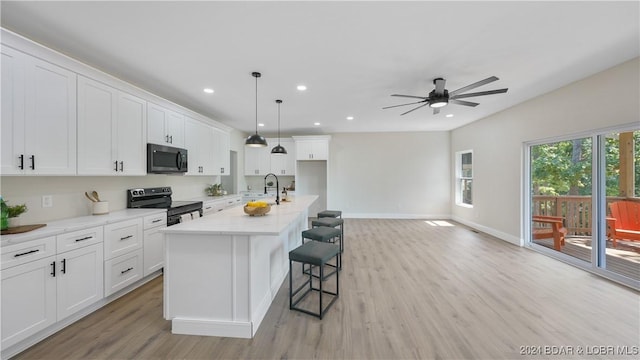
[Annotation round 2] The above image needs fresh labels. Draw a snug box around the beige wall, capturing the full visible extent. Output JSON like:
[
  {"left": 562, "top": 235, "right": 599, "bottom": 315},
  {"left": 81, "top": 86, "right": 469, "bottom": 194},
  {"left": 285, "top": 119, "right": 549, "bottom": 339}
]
[
  {"left": 450, "top": 57, "right": 640, "bottom": 244},
  {"left": 327, "top": 131, "right": 451, "bottom": 218}
]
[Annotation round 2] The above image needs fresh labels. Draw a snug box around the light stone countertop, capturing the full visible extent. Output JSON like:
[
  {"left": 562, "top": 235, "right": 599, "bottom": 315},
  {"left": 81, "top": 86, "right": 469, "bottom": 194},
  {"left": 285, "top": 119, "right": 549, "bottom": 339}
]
[
  {"left": 161, "top": 195, "right": 318, "bottom": 236},
  {"left": 1, "top": 208, "right": 166, "bottom": 247}
]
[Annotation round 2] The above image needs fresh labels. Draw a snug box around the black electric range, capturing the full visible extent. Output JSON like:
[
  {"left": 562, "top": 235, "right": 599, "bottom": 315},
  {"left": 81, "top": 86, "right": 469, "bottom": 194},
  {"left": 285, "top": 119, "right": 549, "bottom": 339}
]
[{"left": 127, "top": 187, "right": 203, "bottom": 226}]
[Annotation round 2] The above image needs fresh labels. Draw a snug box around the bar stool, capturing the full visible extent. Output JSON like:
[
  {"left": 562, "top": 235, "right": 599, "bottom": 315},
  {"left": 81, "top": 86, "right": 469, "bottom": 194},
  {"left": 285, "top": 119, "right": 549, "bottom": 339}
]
[
  {"left": 312, "top": 217, "right": 344, "bottom": 255},
  {"left": 318, "top": 210, "right": 342, "bottom": 219},
  {"left": 289, "top": 241, "right": 340, "bottom": 319},
  {"left": 302, "top": 227, "right": 342, "bottom": 270}
]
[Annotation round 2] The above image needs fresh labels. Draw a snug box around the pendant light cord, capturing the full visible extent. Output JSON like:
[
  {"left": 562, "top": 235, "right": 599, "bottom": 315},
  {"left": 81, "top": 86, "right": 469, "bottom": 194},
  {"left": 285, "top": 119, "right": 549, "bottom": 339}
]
[
  {"left": 255, "top": 75, "right": 258, "bottom": 134},
  {"left": 277, "top": 101, "right": 281, "bottom": 145}
]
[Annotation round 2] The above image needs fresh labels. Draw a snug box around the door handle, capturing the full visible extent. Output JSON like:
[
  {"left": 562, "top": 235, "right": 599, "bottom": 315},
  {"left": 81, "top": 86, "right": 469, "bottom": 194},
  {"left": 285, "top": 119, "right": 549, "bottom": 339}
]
[
  {"left": 61, "top": 259, "right": 66, "bottom": 274},
  {"left": 30, "top": 155, "right": 35, "bottom": 169},
  {"left": 51, "top": 261, "right": 56, "bottom": 277},
  {"left": 18, "top": 154, "right": 24, "bottom": 170},
  {"left": 119, "top": 161, "right": 124, "bottom": 172},
  {"left": 114, "top": 161, "right": 119, "bottom": 172}
]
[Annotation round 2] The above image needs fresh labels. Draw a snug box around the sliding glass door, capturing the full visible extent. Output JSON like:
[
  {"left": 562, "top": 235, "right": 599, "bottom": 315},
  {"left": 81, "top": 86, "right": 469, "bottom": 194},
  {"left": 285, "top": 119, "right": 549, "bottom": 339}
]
[{"left": 527, "top": 128, "right": 639, "bottom": 287}]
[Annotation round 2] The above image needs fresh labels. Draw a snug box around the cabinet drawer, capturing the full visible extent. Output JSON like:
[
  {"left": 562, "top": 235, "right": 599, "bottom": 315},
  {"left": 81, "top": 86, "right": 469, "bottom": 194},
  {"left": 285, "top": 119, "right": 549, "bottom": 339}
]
[
  {"left": 104, "top": 248, "right": 143, "bottom": 296},
  {"left": 56, "top": 226, "right": 103, "bottom": 253},
  {"left": 143, "top": 213, "right": 167, "bottom": 230},
  {"left": 104, "top": 219, "right": 142, "bottom": 260},
  {"left": 1, "top": 236, "right": 57, "bottom": 270},
  {"left": 203, "top": 200, "right": 225, "bottom": 215}
]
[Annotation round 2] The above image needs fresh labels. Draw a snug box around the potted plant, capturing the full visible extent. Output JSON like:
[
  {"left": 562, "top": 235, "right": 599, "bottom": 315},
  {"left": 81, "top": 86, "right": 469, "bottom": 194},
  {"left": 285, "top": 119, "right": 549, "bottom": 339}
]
[
  {"left": 205, "top": 184, "right": 223, "bottom": 196},
  {"left": 7, "top": 203, "right": 27, "bottom": 227}
]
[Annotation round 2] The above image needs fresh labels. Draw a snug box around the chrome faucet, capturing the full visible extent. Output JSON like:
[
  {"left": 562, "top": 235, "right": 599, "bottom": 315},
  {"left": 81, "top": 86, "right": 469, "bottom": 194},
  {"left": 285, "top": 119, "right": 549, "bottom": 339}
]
[{"left": 264, "top": 173, "right": 280, "bottom": 205}]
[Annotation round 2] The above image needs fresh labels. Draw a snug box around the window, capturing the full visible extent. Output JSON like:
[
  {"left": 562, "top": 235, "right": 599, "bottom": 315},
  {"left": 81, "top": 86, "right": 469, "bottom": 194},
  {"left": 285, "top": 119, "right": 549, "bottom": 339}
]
[{"left": 456, "top": 150, "right": 473, "bottom": 206}]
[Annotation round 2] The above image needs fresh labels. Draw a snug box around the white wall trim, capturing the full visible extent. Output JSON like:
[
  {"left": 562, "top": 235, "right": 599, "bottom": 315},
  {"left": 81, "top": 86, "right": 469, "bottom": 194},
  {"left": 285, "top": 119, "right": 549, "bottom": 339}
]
[
  {"left": 344, "top": 213, "right": 451, "bottom": 220},
  {"left": 451, "top": 215, "right": 523, "bottom": 246}
]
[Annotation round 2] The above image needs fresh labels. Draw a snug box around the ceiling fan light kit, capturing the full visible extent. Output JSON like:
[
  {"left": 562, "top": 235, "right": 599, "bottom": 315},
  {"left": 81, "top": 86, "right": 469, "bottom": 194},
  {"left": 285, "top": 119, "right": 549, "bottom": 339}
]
[
  {"left": 246, "top": 71, "right": 268, "bottom": 147},
  {"left": 384, "top": 76, "right": 508, "bottom": 115},
  {"left": 271, "top": 99, "right": 287, "bottom": 154}
]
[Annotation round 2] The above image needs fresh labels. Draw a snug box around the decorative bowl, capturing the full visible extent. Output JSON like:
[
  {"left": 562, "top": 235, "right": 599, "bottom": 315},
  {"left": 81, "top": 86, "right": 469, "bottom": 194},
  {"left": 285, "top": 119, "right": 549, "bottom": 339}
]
[{"left": 244, "top": 204, "right": 271, "bottom": 216}]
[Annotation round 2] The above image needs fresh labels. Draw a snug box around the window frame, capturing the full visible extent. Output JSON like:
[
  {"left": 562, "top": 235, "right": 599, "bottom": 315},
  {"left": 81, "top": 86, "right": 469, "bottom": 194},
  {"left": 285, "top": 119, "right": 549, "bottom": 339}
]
[{"left": 455, "top": 149, "right": 473, "bottom": 207}]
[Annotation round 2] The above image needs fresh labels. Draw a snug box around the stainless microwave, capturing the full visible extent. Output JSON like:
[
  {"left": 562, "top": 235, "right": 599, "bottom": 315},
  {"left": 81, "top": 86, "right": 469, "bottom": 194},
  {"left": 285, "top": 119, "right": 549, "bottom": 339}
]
[{"left": 147, "top": 143, "right": 188, "bottom": 174}]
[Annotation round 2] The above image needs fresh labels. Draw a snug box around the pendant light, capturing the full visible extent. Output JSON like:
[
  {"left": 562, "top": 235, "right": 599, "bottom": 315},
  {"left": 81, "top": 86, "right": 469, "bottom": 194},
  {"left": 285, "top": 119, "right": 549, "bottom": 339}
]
[
  {"left": 245, "top": 72, "right": 268, "bottom": 147},
  {"left": 271, "top": 99, "right": 287, "bottom": 154}
]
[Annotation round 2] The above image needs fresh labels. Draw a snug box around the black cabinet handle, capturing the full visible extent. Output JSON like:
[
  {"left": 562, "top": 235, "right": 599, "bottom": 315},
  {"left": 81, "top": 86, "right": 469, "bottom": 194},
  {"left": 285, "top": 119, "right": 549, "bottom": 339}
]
[
  {"left": 75, "top": 236, "right": 93, "bottom": 242},
  {"left": 120, "top": 235, "right": 133, "bottom": 241},
  {"left": 14, "top": 249, "right": 39, "bottom": 257},
  {"left": 18, "top": 154, "right": 24, "bottom": 170},
  {"left": 114, "top": 161, "right": 118, "bottom": 172},
  {"left": 169, "top": 135, "right": 173, "bottom": 144},
  {"left": 119, "top": 161, "right": 124, "bottom": 172},
  {"left": 51, "top": 261, "right": 56, "bottom": 277},
  {"left": 221, "top": 168, "right": 224, "bottom": 174},
  {"left": 165, "top": 135, "right": 170, "bottom": 143},
  {"left": 121, "top": 267, "right": 134, "bottom": 275},
  {"left": 152, "top": 219, "right": 162, "bottom": 223},
  {"left": 61, "top": 259, "right": 66, "bottom": 274},
  {"left": 29, "top": 155, "right": 35, "bottom": 169}
]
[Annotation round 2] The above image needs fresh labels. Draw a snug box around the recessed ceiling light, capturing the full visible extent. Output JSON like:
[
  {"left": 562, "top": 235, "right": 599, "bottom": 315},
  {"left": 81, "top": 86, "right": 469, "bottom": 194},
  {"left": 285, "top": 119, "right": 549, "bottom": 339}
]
[
  {"left": 346, "top": 116, "right": 354, "bottom": 120},
  {"left": 446, "top": 114, "right": 454, "bottom": 118},
  {"left": 203, "top": 88, "right": 214, "bottom": 94},
  {"left": 297, "top": 85, "right": 307, "bottom": 91},
  {"left": 258, "top": 123, "right": 265, "bottom": 127},
  {"left": 313, "top": 122, "right": 320, "bottom": 126}
]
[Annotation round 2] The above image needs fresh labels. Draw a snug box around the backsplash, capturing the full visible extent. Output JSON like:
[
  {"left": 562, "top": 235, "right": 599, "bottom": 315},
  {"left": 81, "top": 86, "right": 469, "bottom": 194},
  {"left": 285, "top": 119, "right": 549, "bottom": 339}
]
[
  {"left": 0, "top": 175, "right": 219, "bottom": 224},
  {"left": 245, "top": 176, "right": 295, "bottom": 193}
]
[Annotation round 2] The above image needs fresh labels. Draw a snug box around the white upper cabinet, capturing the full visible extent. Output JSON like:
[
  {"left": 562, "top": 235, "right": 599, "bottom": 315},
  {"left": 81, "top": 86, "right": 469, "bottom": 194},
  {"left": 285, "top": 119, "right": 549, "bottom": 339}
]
[
  {"left": 294, "top": 136, "right": 330, "bottom": 161},
  {"left": 1, "top": 46, "right": 76, "bottom": 175},
  {"left": 77, "top": 76, "right": 146, "bottom": 175},
  {"left": 185, "top": 117, "right": 215, "bottom": 176},
  {"left": 147, "top": 102, "right": 185, "bottom": 148},
  {"left": 269, "top": 138, "right": 295, "bottom": 176},
  {"left": 244, "top": 145, "right": 271, "bottom": 176},
  {"left": 213, "top": 127, "right": 230, "bottom": 176}
]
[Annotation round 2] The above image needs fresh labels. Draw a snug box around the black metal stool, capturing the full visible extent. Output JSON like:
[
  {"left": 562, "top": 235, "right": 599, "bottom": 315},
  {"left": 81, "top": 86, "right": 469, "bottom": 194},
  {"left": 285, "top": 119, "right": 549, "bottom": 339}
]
[
  {"left": 318, "top": 210, "right": 342, "bottom": 219},
  {"left": 311, "top": 217, "right": 344, "bottom": 255},
  {"left": 302, "top": 227, "right": 342, "bottom": 270},
  {"left": 289, "top": 241, "right": 340, "bottom": 319}
]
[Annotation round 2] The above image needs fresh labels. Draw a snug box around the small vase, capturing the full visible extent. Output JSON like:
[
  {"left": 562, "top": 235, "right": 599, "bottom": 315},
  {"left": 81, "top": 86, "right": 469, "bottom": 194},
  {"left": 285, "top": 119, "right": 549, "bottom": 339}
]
[{"left": 8, "top": 217, "right": 21, "bottom": 228}]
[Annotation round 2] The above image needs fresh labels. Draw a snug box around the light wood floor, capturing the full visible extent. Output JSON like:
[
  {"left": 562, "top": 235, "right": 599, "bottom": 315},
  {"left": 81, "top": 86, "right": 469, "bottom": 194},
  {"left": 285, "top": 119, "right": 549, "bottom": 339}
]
[{"left": 13, "top": 219, "right": 640, "bottom": 359}]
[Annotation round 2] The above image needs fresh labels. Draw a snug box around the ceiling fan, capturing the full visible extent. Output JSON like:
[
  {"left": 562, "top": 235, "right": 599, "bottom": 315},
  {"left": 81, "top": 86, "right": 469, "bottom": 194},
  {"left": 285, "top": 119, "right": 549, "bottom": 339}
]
[{"left": 383, "top": 76, "right": 508, "bottom": 115}]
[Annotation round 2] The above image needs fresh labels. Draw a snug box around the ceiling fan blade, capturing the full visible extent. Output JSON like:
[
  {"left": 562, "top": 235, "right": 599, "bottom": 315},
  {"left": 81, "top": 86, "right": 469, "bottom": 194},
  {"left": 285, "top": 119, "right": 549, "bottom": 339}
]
[
  {"left": 434, "top": 78, "right": 446, "bottom": 95},
  {"left": 382, "top": 100, "right": 426, "bottom": 110},
  {"left": 449, "top": 76, "right": 499, "bottom": 96},
  {"left": 400, "top": 102, "right": 430, "bottom": 116},
  {"left": 450, "top": 88, "right": 508, "bottom": 99},
  {"left": 433, "top": 108, "right": 440, "bottom": 115},
  {"left": 449, "top": 99, "right": 479, "bottom": 107},
  {"left": 391, "top": 94, "right": 428, "bottom": 100}
]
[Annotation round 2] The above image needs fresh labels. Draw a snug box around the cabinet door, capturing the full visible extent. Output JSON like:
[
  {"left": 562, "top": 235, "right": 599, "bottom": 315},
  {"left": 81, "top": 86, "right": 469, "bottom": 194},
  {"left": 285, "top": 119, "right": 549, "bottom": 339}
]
[
  {"left": 104, "top": 249, "right": 143, "bottom": 296},
  {"left": 296, "top": 140, "right": 328, "bottom": 160},
  {"left": 184, "top": 118, "right": 203, "bottom": 175},
  {"left": 77, "top": 76, "right": 116, "bottom": 175},
  {"left": 56, "top": 244, "right": 104, "bottom": 320},
  {"left": 1, "top": 46, "right": 26, "bottom": 175},
  {"left": 295, "top": 141, "right": 313, "bottom": 160},
  {"left": 1, "top": 256, "right": 57, "bottom": 349},
  {"left": 25, "top": 55, "right": 77, "bottom": 175},
  {"left": 143, "top": 227, "right": 165, "bottom": 277},
  {"left": 244, "top": 146, "right": 271, "bottom": 176},
  {"left": 213, "top": 128, "right": 230, "bottom": 175},
  {"left": 147, "top": 102, "right": 168, "bottom": 145},
  {"left": 199, "top": 125, "right": 215, "bottom": 175},
  {"left": 166, "top": 111, "right": 185, "bottom": 147},
  {"left": 116, "top": 92, "right": 147, "bottom": 175},
  {"left": 270, "top": 139, "right": 295, "bottom": 175}
]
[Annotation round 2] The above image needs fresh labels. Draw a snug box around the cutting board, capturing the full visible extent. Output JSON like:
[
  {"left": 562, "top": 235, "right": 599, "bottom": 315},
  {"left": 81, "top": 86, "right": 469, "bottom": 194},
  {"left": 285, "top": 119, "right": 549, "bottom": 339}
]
[{"left": 1, "top": 224, "right": 47, "bottom": 235}]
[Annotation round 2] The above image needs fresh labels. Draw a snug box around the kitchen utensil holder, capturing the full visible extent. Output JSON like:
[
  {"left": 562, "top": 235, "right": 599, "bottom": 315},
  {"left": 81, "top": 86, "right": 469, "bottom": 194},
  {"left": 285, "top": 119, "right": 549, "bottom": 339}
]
[{"left": 93, "top": 201, "right": 109, "bottom": 215}]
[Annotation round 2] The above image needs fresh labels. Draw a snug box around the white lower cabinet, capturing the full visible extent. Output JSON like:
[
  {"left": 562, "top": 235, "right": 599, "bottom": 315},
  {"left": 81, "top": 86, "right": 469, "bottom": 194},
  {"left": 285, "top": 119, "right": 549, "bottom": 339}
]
[
  {"left": 143, "top": 213, "right": 167, "bottom": 277},
  {"left": 56, "top": 244, "right": 104, "bottom": 320},
  {"left": 1, "top": 255, "right": 57, "bottom": 349},
  {"left": 104, "top": 218, "right": 142, "bottom": 260},
  {"left": 104, "top": 249, "right": 143, "bottom": 296},
  {"left": 1, "top": 237, "right": 103, "bottom": 349}
]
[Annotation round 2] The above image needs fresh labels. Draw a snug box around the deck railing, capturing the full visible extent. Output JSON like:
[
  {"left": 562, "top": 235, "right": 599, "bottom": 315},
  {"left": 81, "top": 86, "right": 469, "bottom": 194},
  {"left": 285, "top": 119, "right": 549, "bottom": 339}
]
[{"left": 531, "top": 196, "right": 638, "bottom": 235}]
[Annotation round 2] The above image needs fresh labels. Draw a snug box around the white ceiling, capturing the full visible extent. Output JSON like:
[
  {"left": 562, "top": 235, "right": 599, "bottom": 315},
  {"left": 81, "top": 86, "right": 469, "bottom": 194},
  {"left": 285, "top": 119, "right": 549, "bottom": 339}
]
[{"left": 1, "top": 1, "right": 638, "bottom": 136}]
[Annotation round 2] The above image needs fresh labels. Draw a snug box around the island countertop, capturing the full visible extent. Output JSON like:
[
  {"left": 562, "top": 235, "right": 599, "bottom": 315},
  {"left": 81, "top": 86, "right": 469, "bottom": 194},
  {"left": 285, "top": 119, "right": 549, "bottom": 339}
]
[{"left": 161, "top": 195, "right": 318, "bottom": 236}]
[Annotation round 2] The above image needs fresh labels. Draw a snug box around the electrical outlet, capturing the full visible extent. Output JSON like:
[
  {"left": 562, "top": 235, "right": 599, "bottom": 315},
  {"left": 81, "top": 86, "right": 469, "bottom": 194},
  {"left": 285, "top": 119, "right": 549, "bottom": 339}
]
[{"left": 42, "top": 195, "right": 53, "bottom": 208}]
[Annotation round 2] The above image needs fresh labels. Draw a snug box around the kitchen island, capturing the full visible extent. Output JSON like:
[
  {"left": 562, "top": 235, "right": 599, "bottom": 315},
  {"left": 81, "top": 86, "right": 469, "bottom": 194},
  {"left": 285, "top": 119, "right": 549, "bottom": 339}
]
[{"left": 161, "top": 195, "right": 317, "bottom": 338}]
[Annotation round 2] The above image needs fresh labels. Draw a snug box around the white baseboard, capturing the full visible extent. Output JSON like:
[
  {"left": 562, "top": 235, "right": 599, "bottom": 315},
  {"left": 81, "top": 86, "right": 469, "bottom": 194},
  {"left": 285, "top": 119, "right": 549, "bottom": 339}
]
[
  {"left": 172, "top": 318, "right": 252, "bottom": 338},
  {"left": 344, "top": 213, "right": 452, "bottom": 219},
  {"left": 451, "top": 216, "right": 522, "bottom": 246}
]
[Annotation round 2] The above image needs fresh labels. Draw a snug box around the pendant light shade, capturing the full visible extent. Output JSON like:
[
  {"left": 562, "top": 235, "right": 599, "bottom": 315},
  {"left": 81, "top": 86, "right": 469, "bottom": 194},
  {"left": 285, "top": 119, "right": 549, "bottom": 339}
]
[
  {"left": 271, "top": 99, "right": 287, "bottom": 154},
  {"left": 245, "top": 72, "right": 268, "bottom": 147}
]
